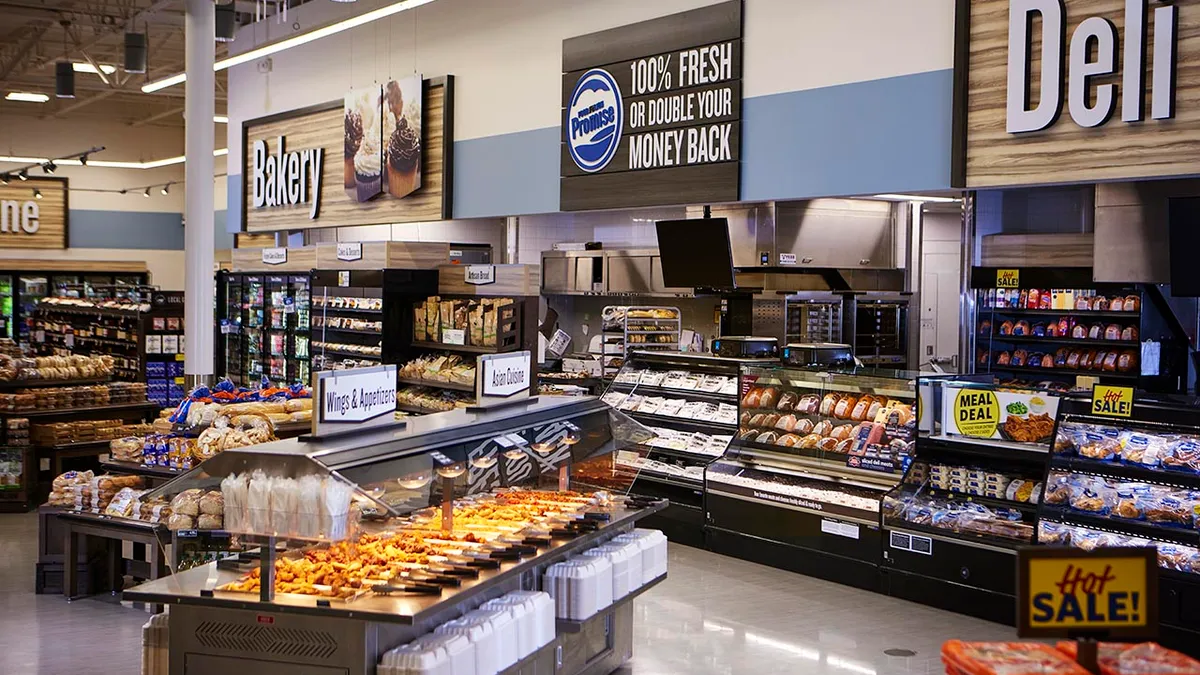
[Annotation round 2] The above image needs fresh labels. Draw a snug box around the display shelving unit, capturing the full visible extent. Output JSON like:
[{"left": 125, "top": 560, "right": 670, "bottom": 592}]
[
  {"left": 216, "top": 271, "right": 312, "bottom": 387},
  {"left": 599, "top": 306, "right": 681, "bottom": 380}
]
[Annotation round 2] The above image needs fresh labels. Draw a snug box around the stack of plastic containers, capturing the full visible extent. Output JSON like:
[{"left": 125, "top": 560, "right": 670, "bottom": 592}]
[
  {"left": 377, "top": 633, "right": 475, "bottom": 675},
  {"left": 613, "top": 529, "right": 668, "bottom": 584},
  {"left": 579, "top": 540, "right": 641, "bottom": 600},
  {"left": 434, "top": 613, "right": 501, "bottom": 675},
  {"left": 481, "top": 591, "right": 554, "bottom": 660},
  {"left": 141, "top": 612, "right": 169, "bottom": 675}
]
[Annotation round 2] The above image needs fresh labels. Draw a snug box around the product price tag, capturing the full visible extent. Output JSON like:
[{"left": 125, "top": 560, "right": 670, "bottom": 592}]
[
  {"left": 175, "top": 354, "right": 185, "bottom": 362},
  {"left": 174, "top": 377, "right": 185, "bottom": 385},
  {"left": 443, "top": 329, "right": 466, "bottom": 345}
]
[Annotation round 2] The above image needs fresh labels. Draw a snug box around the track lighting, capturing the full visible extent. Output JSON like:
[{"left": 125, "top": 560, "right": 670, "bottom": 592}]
[
  {"left": 0, "top": 175, "right": 9, "bottom": 185},
  {"left": 79, "top": 154, "right": 87, "bottom": 166},
  {"left": 160, "top": 184, "right": 169, "bottom": 195},
  {"left": 42, "top": 162, "right": 56, "bottom": 174},
  {"left": 17, "top": 170, "right": 27, "bottom": 181},
  {"left": 143, "top": 187, "right": 150, "bottom": 197},
  {"left": 33, "top": 189, "right": 42, "bottom": 200}
]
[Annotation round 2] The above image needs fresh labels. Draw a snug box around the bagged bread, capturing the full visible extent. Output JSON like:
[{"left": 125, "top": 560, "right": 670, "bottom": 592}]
[
  {"left": 284, "top": 398, "right": 312, "bottom": 413},
  {"left": 290, "top": 410, "right": 312, "bottom": 422},
  {"left": 199, "top": 490, "right": 224, "bottom": 516},
  {"left": 170, "top": 488, "right": 204, "bottom": 516},
  {"left": 413, "top": 304, "right": 427, "bottom": 341},
  {"left": 167, "top": 513, "right": 195, "bottom": 531},
  {"left": 104, "top": 487, "right": 143, "bottom": 517},
  {"left": 197, "top": 514, "right": 223, "bottom": 530}
]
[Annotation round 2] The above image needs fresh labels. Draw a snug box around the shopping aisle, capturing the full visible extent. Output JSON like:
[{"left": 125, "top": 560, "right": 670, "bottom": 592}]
[{"left": 0, "top": 511, "right": 1011, "bottom": 675}]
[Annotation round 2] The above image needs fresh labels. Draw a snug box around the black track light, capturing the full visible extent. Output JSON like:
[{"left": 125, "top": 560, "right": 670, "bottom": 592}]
[
  {"left": 33, "top": 189, "right": 42, "bottom": 200},
  {"left": 42, "top": 161, "right": 56, "bottom": 175},
  {"left": 143, "top": 187, "right": 151, "bottom": 197},
  {"left": 79, "top": 154, "right": 87, "bottom": 166},
  {"left": 55, "top": 61, "right": 75, "bottom": 99},
  {"left": 124, "top": 33, "right": 147, "bottom": 74},
  {"left": 17, "top": 170, "right": 27, "bottom": 181},
  {"left": 160, "top": 184, "right": 169, "bottom": 195},
  {"left": 0, "top": 175, "right": 9, "bottom": 185},
  {"left": 119, "top": 189, "right": 127, "bottom": 195}
]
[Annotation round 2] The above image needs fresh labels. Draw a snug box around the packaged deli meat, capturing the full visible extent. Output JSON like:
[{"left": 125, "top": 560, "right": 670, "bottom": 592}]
[{"left": 941, "top": 640, "right": 1091, "bottom": 675}]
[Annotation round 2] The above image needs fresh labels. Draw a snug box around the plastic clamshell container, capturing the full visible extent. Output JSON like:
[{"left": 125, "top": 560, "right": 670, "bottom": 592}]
[
  {"left": 466, "top": 607, "right": 518, "bottom": 671},
  {"left": 580, "top": 542, "right": 639, "bottom": 600},
  {"left": 435, "top": 614, "right": 499, "bottom": 675},
  {"left": 502, "top": 591, "right": 555, "bottom": 650},
  {"left": 482, "top": 597, "right": 535, "bottom": 659},
  {"left": 378, "top": 638, "right": 450, "bottom": 675},
  {"left": 614, "top": 529, "right": 668, "bottom": 584},
  {"left": 410, "top": 633, "right": 475, "bottom": 675}
]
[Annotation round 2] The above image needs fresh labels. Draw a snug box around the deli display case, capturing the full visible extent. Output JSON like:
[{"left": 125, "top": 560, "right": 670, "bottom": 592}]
[
  {"left": 705, "top": 365, "right": 918, "bottom": 590},
  {"left": 600, "top": 350, "right": 773, "bottom": 546},
  {"left": 1037, "top": 394, "right": 1200, "bottom": 646},
  {"left": 123, "top": 396, "right": 669, "bottom": 675},
  {"left": 883, "top": 377, "right": 1058, "bottom": 624},
  {"left": 216, "top": 271, "right": 312, "bottom": 386}
]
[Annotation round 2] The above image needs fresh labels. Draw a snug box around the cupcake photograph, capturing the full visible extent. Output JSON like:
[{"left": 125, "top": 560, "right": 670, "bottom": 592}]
[
  {"left": 384, "top": 75, "right": 423, "bottom": 199},
  {"left": 344, "top": 86, "right": 384, "bottom": 202}
]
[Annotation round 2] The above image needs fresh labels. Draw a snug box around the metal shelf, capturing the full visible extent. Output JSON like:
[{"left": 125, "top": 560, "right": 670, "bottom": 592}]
[
  {"left": 555, "top": 574, "right": 667, "bottom": 633},
  {"left": 397, "top": 377, "right": 475, "bottom": 393},
  {"left": 984, "top": 334, "right": 1139, "bottom": 349}
]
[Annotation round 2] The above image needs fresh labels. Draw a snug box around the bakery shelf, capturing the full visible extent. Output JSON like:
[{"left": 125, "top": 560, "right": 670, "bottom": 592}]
[
  {"left": 1039, "top": 505, "right": 1200, "bottom": 548},
  {"left": 0, "top": 401, "right": 159, "bottom": 421},
  {"left": 410, "top": 340, "right": 515, "bottom": 355},
  {"left": 33, "top": 438, "right": 117, "bottom": 452},
  {"left": 314, "top": 348, "right": 381, "bottom": 360},
  {"left": 396, "top": 403, "right": 463, "bottom": 415},
  {"left": 984, "top": 335, "right": 1139, "bottom": 348},
  {"left": 626, "top": 411, "right": 738, "bottom": 434},
  {"left": 990, "top": 363, "right": 1138, "bottom": 380},
  {"left": 624, "top": 330, "right": 679, "bottom": 335},
  {"left": 609, "top": 382, "right": 736, "bottom": 404},
  {"left": 0, "top": 377, "right": 111, "bottom": 391},
  {"left": 1049, "top": 454, "right": 1200, "bottom": 490},
  {"left": 101, "top": 459, "right": 190, "bottom": 479},
  {"left": 396, "top": 377, "right": 475, "bottom": 393},
  {"left": 911, "top": 487, "right": 1039, "bottom": 515},
  {"left": 884, "top": 522, "right": 1023, "bottom": 554},
  {"left": 983, "top": 308, "right": 1141, "bottom": 319},
  {"left": 313, "top": 327, "right": 383, "bottom": 336}
]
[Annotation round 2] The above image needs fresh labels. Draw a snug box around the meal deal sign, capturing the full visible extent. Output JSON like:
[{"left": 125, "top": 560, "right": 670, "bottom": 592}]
[
  {"left": 559, "top": 0, "right": 742, "bottom": 210},
  {"left": 1018, "top": 547, "right": 1158, "bottom": 638}
]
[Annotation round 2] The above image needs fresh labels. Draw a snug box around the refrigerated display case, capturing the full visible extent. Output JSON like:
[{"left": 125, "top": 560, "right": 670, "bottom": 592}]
[
  {"left": 601, "top": 350, "right": 769, "bottom": 546},
  {"left": 968, "top": 267, "right": 1188, "bottom": 393},
  {"left": 0, "top": 270, "right": 151, "bottom": 346},
  {"left": 882, "top": 377, "right": 1057, "bottom": 624},
  {"left": 0, "top": 276, "right": 12, "bottom": 339},
  {"left": 121, "top": 396, "right": 667, "bottom": 675},
  {"left": 216, "top": 271, "right": 311, "bottom": 386},
  {"left": 1037, "top": 395, "right": 1200, "bottom": 646},
  {"left": 706, "top": 365, "right": 918, "bottom": 589}
]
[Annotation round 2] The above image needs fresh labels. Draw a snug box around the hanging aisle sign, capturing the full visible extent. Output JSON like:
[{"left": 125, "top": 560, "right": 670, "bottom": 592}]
[
  {"left": 336, "top": 242, "right": 363, "bottom": 262},
  {"left": 559, "top": 0, "right": 742, "bottom": 210},
  {"left": 957, "top": 0, "right": 1200, "bottom": 188}
]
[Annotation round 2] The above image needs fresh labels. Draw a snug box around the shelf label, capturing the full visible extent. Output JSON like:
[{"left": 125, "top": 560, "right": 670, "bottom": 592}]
[
  {"left": 442, "top": 328, "right": 466, "bottom": 346},
  {"left": 336, "top": 242, "right": 363, "bottom": 262},
  {"left": 778, "top": 252, "right": 797, "bottom": 265},
  {"left": 337, "top": 271, "right": 351, "bottom": 288},
  {"left": 996, "top": 268, "right": 1020, "bottom": 289},
  {"left": 465, "top": 265, "right": 496, "bottom": 286},
  {"left": 1091, "top": 385, "right": 1134, "bottom": 418},
  {"left": 890, "top": 530, "right": 933, "bottom": 555},
  {"left": 847, "top": 455, "right": 899, "bottom": 474},
  {"left": 262, "top": 247, "right": 288, "bottom": 265},
  {"left": 1017, "top": 547, "right": 1157, "bottom": 638}
]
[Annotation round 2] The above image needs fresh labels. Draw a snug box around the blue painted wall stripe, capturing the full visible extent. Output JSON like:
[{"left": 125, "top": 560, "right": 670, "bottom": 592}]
[
  {"left": 70, "top": 210, "right": 184, "bottom": 250},
  {"left": 453, "top": 127, "right": 562, "bottom": 218},
  {"left": 740, "top": 69, "right": 953, "bottom": 200}
]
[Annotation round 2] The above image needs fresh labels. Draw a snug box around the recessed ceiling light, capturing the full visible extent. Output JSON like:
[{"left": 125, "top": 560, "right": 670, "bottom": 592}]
[
  {"left": 73, "top": 63, "right": 117, "bottom": 75},
  {"left": 5, "top": 92, "right": 49, "bottom": 103}
]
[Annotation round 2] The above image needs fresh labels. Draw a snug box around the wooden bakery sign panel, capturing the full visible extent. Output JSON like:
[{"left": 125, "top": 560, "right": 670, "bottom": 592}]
[
  {"left": 559, "top": 0, "right": 742, "bottom": 211},
  {"left": 242, "top": 76, "right": 453, "bottom": 232},
  {"left": 0, "top": 177, "right": 67, "bottom": 249},
  {"left": 957, "top": 0, "right": 1200, "bottom": 188}
]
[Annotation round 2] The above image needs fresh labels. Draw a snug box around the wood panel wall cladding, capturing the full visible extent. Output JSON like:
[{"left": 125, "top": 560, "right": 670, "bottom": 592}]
[
  {"left": 960, "top": 0, "right": 1200, "bottom": 188},
  {"left": 0, "top": 178, "right": 67, "bottom": 249},
  {"left": 243, "top": 77, "right": 452, "bottom": 232}
]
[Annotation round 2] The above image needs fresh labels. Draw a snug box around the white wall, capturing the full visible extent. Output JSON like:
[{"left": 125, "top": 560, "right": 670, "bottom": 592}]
[
  {"left": 0, "top": 248, "right": 186, "bottom": 290},
  {"left": 328, "top": 218, "right": 506, "bottom": 258},
  {"left": 226, "top": 0, "right": 956, "bottom": 171}
]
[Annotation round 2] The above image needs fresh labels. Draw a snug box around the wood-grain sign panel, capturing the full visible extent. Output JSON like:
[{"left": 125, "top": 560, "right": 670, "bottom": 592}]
[
  {"left": 960, "top": 0, "right": 1200, "bottom": 188},
  {"left": 243, "top": 77, "right": 453, "bottom": 232},
  {"left": 0, "top": 178, "right": 67, "bottom": 250}
]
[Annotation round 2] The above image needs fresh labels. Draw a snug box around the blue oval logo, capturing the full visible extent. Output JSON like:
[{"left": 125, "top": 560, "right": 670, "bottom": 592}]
[{"left": 566, "top": 68, "right": 623, "bottom": 173}]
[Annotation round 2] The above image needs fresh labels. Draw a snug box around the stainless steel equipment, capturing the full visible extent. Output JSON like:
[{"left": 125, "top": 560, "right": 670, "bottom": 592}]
[
  {"left": 711, "top": 336, "right": 779, "bottom": 358},
  {"left": 782, "top": 342, "right": 854, "bottom": 368}
]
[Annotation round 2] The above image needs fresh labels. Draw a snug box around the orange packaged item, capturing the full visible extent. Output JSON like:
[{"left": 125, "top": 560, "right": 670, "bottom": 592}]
[
  {"left": 942, "top": 641, "right": 1091, "bottom": 675},
  {"left": 1055, "top": 641, "right": 1200, "bottom": 675}
]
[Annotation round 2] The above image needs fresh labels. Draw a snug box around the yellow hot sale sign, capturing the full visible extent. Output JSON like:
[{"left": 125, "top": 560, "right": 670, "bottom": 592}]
[
  {"left": 1091, "top": 385, "right": 1134, "bottom": 418},
  {"left": 1022, "top": 551, "right": 1155, "bottom": 636},
  {"left": 996, "top": 269, "right": 1020, "bottom": 288}
]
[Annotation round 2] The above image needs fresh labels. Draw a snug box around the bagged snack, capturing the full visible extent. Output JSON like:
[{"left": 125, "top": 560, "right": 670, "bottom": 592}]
[{"left": 413, "top": 303, "right": 427, "bottom": 342}]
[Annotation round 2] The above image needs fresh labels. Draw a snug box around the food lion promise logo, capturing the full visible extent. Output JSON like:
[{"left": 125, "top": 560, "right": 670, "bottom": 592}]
[{"left": 566, "top": 68, "right": 623, "bottom": 173}]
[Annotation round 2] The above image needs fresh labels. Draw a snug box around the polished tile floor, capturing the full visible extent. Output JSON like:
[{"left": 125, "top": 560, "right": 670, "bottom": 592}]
[{"left": 0, "top": 512, "right": 1013, "bottom": 674}]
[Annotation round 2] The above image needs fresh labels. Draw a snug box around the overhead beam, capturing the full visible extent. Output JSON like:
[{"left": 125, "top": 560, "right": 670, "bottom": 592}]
[
  {"left": 48, "top": 88, "right": 118, "bottom": 118},
  {"left": 130, "top": 104, "right": 184, "bottom": 127},
  {"left": 0, "top": 21, "right": 54, "bottom": 82}
]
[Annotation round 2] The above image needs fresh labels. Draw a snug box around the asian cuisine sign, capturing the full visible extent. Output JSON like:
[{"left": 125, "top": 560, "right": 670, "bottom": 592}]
[
  {"left": 944, "top": 385, "right": 1059, "bottom": 443},
  {"left": 1018, "top": 547, "right": 1158, "bottom": 638}
]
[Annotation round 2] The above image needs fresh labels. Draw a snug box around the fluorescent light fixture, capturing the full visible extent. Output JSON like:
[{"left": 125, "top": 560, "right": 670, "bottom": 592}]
[
  {"left": 142, "top": 0, "right": 438, "bottom": 92},
  {"left": 213, "top": 115, "right": 229, "bottom": 124},
  {"left": 73, "top": 62, "right": 117, "bottom": 75},
  {"left": 872, "top": 193, "right": 961, "bottom": 203},
  {"left": 5, "top": 92, "right": 49, "bottom": 103}
]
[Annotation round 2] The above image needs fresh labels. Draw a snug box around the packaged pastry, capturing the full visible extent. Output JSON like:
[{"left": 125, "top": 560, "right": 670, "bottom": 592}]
[
  {"left": 104, "top": 487, "right": 143, "bottom": 517},
  {"left": 1011, "top": 350, "right": 1028, "bottom": 367},
  {"left": 1068, "top": 476, "right": 1114, "bottom": 514},
  {"left": 1054, "top": 347, "right": 1069, "bottom": 366},
  {"left": 169, "top": 488, "right": 204, "bottom": 517},
  {"left": 1057, "top": 317, "right": 1072, "bottom": 336},
  {"left": 1162, "top": 437, "right": 1200, "bottom": 472}
]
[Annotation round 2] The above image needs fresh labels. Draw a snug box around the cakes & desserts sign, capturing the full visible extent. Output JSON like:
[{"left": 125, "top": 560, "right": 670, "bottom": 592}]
[{"left": 241, "top": 76, "right": 453, "bottom": 233}]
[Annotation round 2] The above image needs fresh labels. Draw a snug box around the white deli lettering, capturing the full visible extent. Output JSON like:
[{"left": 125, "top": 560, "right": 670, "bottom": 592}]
[
  {"left": 1007, "top": 0, "right": 1177, "bottom": 133},
  {"left": 628, "top": 123, "right": 732, "bottom": 169},
  {"left": 251, "top": 136, "right": 324, "bottom": 219},
  {"left": 677, "top": 42, "right": 733, "bottom": 89},
  {"left": 0, "top": 200, "right": 39, "bottom": 234}
]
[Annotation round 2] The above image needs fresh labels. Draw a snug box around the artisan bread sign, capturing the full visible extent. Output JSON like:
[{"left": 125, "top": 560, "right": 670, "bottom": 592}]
[
  {"left": 317, "top": 365, "right": 397, "bottom": 429},
  {"left": 560, "top": 0, "right": 742, "bottom": 210}
]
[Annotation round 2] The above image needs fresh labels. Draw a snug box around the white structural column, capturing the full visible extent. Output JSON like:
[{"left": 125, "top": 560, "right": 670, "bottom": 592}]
[{"left": 184, "top": 0, "right": 215, "bottom": 384}]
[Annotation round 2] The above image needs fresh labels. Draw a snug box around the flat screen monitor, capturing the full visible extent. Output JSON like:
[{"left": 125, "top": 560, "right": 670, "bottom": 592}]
[
  {"left": 1168, "top": 197, "right": 1200, "bottom": 297},
  {"left": 655, "top": 218, "right": 736, "bottom": 290}
]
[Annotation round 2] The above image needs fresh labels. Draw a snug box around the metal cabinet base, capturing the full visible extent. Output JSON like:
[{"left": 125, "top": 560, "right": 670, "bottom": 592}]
[{"left": 167, "top": 598, "right": 639, "bottom": 675}]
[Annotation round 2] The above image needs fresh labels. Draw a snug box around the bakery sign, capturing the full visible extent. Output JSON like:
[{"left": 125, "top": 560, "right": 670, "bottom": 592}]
[
  {"left": 251, "top": 136, "right": 323, "bottom": 220},
  {"left": 958, "top": 0, "right": 1200, "bottom": 187},
  {"left": 559, "top": 0, "right": 742, "bottom": 210}
]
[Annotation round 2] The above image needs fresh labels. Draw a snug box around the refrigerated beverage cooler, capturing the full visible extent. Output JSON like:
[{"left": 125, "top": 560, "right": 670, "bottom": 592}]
[
  {"left": 0, "top": 271, "right": 149, "bottom": 343},
  {"left": 216, "top": 271, "right": 311, "bottom": 386}
]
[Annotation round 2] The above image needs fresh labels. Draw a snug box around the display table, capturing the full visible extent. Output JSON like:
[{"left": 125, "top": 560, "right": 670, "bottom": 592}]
[{"left": 55, "top": 509, "right": 168, "bottom": 610}]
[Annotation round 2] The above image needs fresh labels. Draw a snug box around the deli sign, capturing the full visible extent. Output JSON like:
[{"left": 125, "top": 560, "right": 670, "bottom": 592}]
[{"left": 1007, "top": 0, "right": 1177, "bottom": 133}]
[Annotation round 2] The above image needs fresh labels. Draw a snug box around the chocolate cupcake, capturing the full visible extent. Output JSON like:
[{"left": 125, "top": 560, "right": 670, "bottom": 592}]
[
  {"left": 344, "top": 109, "right": 362, "bottom": 189},
  {"left": 387, "top": 117, "right": 421, "bottom": 197}
]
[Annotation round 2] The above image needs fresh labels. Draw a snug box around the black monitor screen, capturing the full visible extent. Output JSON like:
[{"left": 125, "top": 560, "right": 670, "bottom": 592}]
[
  {"left": 1169, "top": 197, "right": 1200, "bottom": 297},
  {"left": 655, "top": 218, "right": 735, "bottom": 289}
]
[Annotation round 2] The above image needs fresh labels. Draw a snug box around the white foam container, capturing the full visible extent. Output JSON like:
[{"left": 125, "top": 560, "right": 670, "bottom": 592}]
[
  {"left": 502, "top": 591, "right": 555, "bottom": 649},
  {"left": 465, "top": 607, "right": 518, "bottom": 671},
  {"left": 569, "top": 553, "right": 613, "bottom": 612},
  {"left": 410, "top": 633, "right": 475, "bottom": 675},
  {"left": 580, "top": 542, "right": 637, "bottom": 600},
  {"left": 482, "top": 597, "right": 535, "bottom": 659},
  {"left": 614, "top": 529, "right": 668, "bottom": 584},
  {"left": 435, "top": 614, "right": 499, "bottom": 675},
  {"left": 378, "top": 638, "right": 450, "bottom": 675}
]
